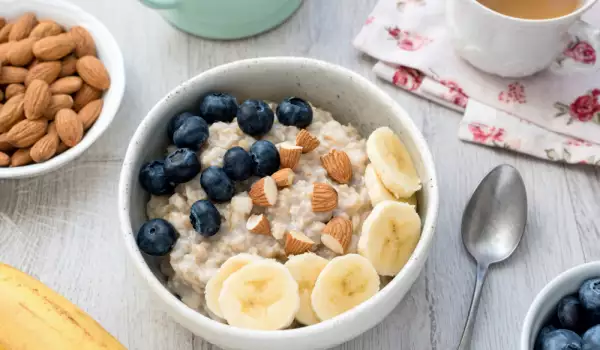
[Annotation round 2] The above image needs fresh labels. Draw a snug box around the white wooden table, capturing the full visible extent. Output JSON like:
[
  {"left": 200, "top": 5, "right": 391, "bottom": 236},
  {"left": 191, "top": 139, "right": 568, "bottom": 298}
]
[{"left": 1, "top": 1, "right": 599, "bottom": 349}]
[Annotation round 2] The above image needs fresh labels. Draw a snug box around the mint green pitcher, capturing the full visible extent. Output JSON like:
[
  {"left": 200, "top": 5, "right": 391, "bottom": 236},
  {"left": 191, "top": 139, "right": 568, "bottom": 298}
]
[{"left": 140, "top": 0, "right": 302, "bottom": 40}]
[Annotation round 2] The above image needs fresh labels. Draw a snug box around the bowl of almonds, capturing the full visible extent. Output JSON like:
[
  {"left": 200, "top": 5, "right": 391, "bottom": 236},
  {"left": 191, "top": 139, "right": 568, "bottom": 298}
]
[{"left": 0, "top": 0, "right": 124, "bottom": 178}]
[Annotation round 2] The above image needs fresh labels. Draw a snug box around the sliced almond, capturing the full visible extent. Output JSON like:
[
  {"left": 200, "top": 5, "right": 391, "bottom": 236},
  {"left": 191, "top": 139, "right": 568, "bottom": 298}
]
[
  {"left": 10, "top": 147, "right": 32, "bottom": 167},
  {"left": 29, "top": 21, "right": 63, "bottom": 40},
  {"left": 55, "top": 108, "right": 83, "bottom": 147},
  {"left": 311, "top": 183, "right": 338, "bottom": 212},
  {"left": 248, "top": 176, "right": 278, "bottom": 207},
  {"left": 73, "top": 83, "right": 101, "bottom": 111},
  {"left": 0, "top": 66, "right": 28, "bottom": 84},
  {"left": 246, "top": 214, "right": 271, "bottom": 235},
  {"left": 0, "top": 94, "right": 25, "bottom": 133},
  {"left": 284, "top": 231, "right": 315, "bottom": 255},
  {"left": 321, "top": 149, "right": 353, "bottom": 184},
  {"left": 9, "top": 13, "right": 37, "bottom": 42},
  {"left": 0, "top": 151, "right": 9, "bottom": 167},
  {"left": 25, "top": 60, "right": 61, "bottom": 86},
  {"left": 279, "top": 142, "right": 302, "bottom": 169},
  {"left": 76, "top": 56, "right": 110, "bottom": 90},
  {"left": 32, "top": 33, "right": 75, "bottom": 61},
  {"left": 44, "top": 94, "right": 73, "bottom": 120},
  {"left": 272, "top": 168, "right": 295, "bottom": 188},
  {"left": 59, "top": 54, "right": 77, "bottom": 77},
  {"left": 49, "top": 76, "right": 82, "bottom": 95},
  {"left": 321, "top": 217, "right": 353, "bottom": 254},
  {"left": 70, "top": 26, "right": 96, "bottom": 58},
  {"left": 0, "top": 24, "right": 14, "bottom": 44},
  {"left": 0, "top": 133, "right": 14, "bottom": 153},
  {"left": 6, "top": 118, "right": 47, "bottom": 148},
  {"left": 7, "top": 38, "right": 35, "bottom": 67},
  {"left": 24, "top": 79, "right": 51, "bottom": 120},
  {"left": 296, "top": 129, "right": 320, "bottom": 153}
]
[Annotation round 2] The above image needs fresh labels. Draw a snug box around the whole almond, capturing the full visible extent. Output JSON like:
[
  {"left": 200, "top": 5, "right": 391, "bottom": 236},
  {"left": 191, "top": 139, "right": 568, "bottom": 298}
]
[
  {"left": 24, "top": 79, "right": 51, "bottom": 120},
  {"left": 6, "top": 118, "right": 48, "bottom": 148},
  {"left": 0, "top": 151, "right": 9, "bottom": 167},
  {"left": 7, "top": 38, "right": 35, "bottom": 66},
  {"left": 10, "top": 147, "right": 32, "bottom": 167},
  {"left": 9, "top": 13, "right": 37, "bottom": 42},
  {"left": 44, "top": 94, "right": 73, "bottom": 120},
  {"left": 5, "top": 84, "right": 25, "bottom": 100},
  {"left": 0, "top": 94, "right": 25, "bottom": 132},
  {"left": 0, "top": 24, "right": 13, "bottom": 43},
  {"left": 77, "top": 99, "right": 103, "bottom": 130},
  {"left": 49, "top": 76, "right": 82, "bottom": 95},
  {"left": 70, "top": 26, "right": 96, "bottom": 58},
  {"left": 76, "top": 56, "right": 110, "bottom": 90},
  {"left": 0, "top": 133, "right": 13, "bottom": 153},
  {"left": 29, "top": 21, "right": 63, "bottom": 40},
  {"left": 59, "top": 54, "right": 77, "bottom": 77},
  {"left": 32, "top": 33, "right": 75, "bottom": 60},
  {"left": 0, "top": 42, "right": 12, "bottom": 63},
  {"left": 73, "top": 83, "right": 101, "bottom": 111},
  {"left": 0, "top": 66, "right": 28, "bottom": 84},
  {"left": 30, "top": 127, "right": 59, "bottom": 163},
  {"left": 55, "top": 108, "right": 83, "bottom": 147},
  {"left": 25, "top": 60, "right": 61, "bottom": 86}
]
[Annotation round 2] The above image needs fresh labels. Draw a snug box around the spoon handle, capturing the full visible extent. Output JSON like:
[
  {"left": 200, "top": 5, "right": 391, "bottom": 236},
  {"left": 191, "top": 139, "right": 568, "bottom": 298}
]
[{"left": 457, "top": 263, "right": 489, "bottom": 350}]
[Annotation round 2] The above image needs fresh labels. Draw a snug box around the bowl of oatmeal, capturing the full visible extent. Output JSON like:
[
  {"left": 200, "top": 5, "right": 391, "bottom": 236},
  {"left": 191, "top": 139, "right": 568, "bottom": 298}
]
[{"left": 119, "top": 57, "right": 438, "bottom": 350}]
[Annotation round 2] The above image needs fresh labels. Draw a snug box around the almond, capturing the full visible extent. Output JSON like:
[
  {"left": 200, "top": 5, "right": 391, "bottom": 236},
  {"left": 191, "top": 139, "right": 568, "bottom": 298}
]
[
  {"left": 73, "top": 83, "right": 101, "bottom": 111},
  {"left": 246, "top": 214, "right": 271, "bottom": 235},
  {"left": 29, "top": 21, "right": 63, "bottom": 40},
  {"left": 0, "top": 24, "right": 13, "bottom": 44},
  {"left": 25, "top": 60, "right": 61, "bottom": 86},
  {"left": 32, "top": 33, "right": 75, "bottom": 60},
  {"left": 4, "top": 84, "right": 24, "bottom": 100},
  {"left": 24, "top": 79, "right": 51, "bottom": 120},
  {"left": 9, "top": 13, "right": 37, "bottom": 42},
  {"left": 56, "top": 141, "right": 69, "bottom": 155},
  {"left": 59, "top": 54, "right": 77, "bottom": 77},
  {"left": 249, "top": 176, "right": 278, "bottom": 207},
  {"left": 76, "top": 56, "right": 110, "bottom": 90},
  {"left": 311, "top": 183, "right": 338, "bottom": 212},
  {"left": 0, "top": 19, "right": 6, "bottom": 32},
  {"left": 44, "top": 94, "right": 73, "bottom": 120},
  {"left": 321, "top": 149, "right": 353, "bottom": 184},
  {"left": 0, "top": 133, "right": 14, "bottom": 153},
  {"left": 0, "top": 94, "right": 25, "bottom": 132},
  {"left": 6, "top": 118, "right": 47, "bottom": 148},
  {"left": 77, "top": 99, "right": 102, "bottom": 130},
  {"left": 0, "top": 42, "right": 12, "bottom": 63},
  {"left": 272, "top": 168, "right": 295, "bottom": 188},
  {"left": 279, "top": 143, "right": 302, "bottom": 169},
  {"left": 0, "top": 151, "right": 9, "bottom": 167},
  {"left": 321, "top": 217, "right": 352, "bottom": 254},
  {"left": 7, "top": 38, "right": 35, "bottom": 66},
  {"left": 296, "top": 129, "right": 320, "bottom": 153},
  {"left": 284, "top": 231, "right": 314, "bottom": 255},
  {"left": 0, "top": 66, "right": 28, "bottom": 84},
  {"left": 49, "top": 76, "right": 82, "bottom": 95},
  {"left": 10, "top": 147, "right": 32, "bottom": 167},
  {"left": 55, "top": 108, "right": 83, "bottom": 147},
  {"left": 30, "top": 128, "right": 59, "bottom": 163},
  {"left": 70, "top": 26, "right": 96, "bottom": 58}
]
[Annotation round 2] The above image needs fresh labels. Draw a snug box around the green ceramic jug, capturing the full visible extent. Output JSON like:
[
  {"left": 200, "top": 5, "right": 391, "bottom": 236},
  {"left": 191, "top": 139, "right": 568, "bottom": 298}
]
[{"left": 140, "top": 0, "right": 302, "bottom": 40}]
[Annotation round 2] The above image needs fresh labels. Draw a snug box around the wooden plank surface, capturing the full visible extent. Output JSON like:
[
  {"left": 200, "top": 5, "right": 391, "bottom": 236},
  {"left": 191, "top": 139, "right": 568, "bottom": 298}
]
[{"left": 0, "top": 0, "right": 598, "bottom": 349}]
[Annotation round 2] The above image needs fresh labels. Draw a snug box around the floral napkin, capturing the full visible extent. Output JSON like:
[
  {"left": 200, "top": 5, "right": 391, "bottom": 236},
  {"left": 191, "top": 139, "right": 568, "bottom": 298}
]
[{"left": 353, "top": 0, "right": 600, "bottom": 166}]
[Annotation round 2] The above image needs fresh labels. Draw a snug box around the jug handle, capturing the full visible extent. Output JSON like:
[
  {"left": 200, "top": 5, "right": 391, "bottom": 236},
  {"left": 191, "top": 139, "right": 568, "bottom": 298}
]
[{"left": 140, "top": 0, "right": 180, "bottom": 9}]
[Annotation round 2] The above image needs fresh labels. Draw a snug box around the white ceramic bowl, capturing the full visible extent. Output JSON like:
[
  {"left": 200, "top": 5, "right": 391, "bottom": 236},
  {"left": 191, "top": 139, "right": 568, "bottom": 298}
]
[
  {"left": 521, "top": 262, "right": 600, "bottom": 349},
  {"left": 118, "top": 57, "right": 439, "bottom": 350},
  {"left": 0, "top": 0, "right": 125, "bottom": 179}
]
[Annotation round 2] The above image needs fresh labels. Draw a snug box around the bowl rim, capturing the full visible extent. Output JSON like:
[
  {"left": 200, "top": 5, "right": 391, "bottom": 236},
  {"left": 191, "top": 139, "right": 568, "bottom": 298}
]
[
  {"left": 118, "top": 57, "right": 439, "bottom": 339},
  {"left": 520, "top": 261, "right": 600, "bottom": 349},
  {"left": 0, "top": 0, "right": 125, "bottom": 179}
]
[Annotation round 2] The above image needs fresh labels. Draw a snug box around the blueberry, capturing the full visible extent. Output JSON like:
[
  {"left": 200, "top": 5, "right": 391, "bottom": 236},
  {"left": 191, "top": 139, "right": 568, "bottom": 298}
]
[
  {"left": 190, "top": 200, "right": 221, "bottom": 237},
  {"left": 249, "top": 140, "right": 280, "bottom": 177},
  {"left": 558, "top": 295, "right": 585, "bottom": 331},
  {"left": 139, "top": 160, "right": 174, "bottom": 195},
  {"left": 164, "top": 148, "right": 201, "bottom": 184},
  {"left": 236, "top": 99, "right": 274, "bottom": 137},
  {"left": 167, "top": 112, "right": 194, "bottom": 143},
  {"left": 581, "top": 279, "right": 600, "bottom": 313},
  {"left": 276, "top": 97, "right": 313, "bottom": 128},
  {"left": 537, "top": 325, "right": 558, "bottom": 350},
  {"left": 136, "top": 218, "right": 177, "bottom": 256},
  {"left": 223, "top": 146, "right": 254, "bottom": 181},
  {"left": 199, "top": 92, "right": 238, "bottom": 124},
  {"left": 541, "top": 329, "right": 582, "bottom": 350},
  {"left": 172, "top": 115, "right": 209, "bottom": 151},
  {"left": 584, "top": 325, "right": 600, "bottom": 350},
  {"left": 200, "top": 166, "right": 235, "bottom": 202}
]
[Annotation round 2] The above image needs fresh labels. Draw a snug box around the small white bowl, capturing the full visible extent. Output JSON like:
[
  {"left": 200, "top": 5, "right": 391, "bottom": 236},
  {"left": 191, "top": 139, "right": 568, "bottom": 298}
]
[
  {"left": 0, "top": 0, "right": 125, "bottom": 179},
  {"left": 119, "top": 57, "right": 439, "bottom": 350},
  {"left": 521, "top": 262, "right": 600, "bottom": 349}
]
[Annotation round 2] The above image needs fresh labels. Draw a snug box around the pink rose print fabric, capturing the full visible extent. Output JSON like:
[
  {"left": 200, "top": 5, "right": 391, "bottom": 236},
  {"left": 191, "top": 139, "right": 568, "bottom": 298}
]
[{"left": 354, "top": 0, "right": 600, "bottom": 166}]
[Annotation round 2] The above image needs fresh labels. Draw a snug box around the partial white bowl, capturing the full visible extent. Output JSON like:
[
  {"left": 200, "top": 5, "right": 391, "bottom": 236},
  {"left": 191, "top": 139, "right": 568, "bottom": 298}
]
[
  {"left": 521, "top": 262, "right": 600, "bottom": 350},
  {"left": 118, "top": 57, "right": 439, "bottom": 350},
  {"left": 0, "top": 0, "right": 125, "bottom": 179}
]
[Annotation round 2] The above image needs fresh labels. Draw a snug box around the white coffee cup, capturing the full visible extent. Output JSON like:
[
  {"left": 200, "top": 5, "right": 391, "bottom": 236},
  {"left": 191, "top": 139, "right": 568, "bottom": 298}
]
[{"left": 447, "top": 0, "right": 600, "bottom": 77}]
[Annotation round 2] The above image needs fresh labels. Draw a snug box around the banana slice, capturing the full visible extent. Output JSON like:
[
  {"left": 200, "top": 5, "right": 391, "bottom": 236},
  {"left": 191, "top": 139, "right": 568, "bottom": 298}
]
[
  {"left": 205, "top": 253, "right": 262, "bottom": 319},
  {"left": 365, "top": 164, "right": 418, "bottom": 208},
  {"left": 366, "top": 127, "right": 421, "bottom": 198},
  {"left": 284, "top": 253, "right": 329, "bottom": 326},
  {"left": 219, "top": 259, "right": 300, "bottom": 330},
  {"left": 311, "top": 254, "right": 380, "bottom": 321},
  {"left": 358, "top": 200, "right": 421, "bottom": 276}
]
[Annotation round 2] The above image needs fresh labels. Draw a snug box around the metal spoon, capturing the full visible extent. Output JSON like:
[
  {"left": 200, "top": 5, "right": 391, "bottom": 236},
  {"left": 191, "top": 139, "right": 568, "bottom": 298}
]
[{"left": 457, "top": 164, "right": 528, "bottom": 350}]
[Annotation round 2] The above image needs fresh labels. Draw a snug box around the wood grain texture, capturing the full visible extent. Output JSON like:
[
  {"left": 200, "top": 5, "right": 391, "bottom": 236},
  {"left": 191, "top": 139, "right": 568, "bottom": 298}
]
[{"left": 0, "top": 0, "right": 597, "bottom": 349}]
